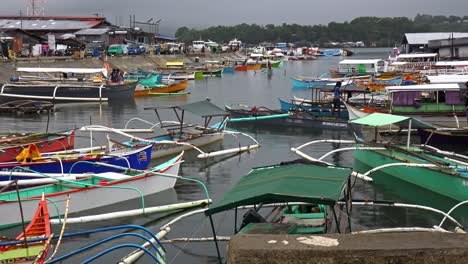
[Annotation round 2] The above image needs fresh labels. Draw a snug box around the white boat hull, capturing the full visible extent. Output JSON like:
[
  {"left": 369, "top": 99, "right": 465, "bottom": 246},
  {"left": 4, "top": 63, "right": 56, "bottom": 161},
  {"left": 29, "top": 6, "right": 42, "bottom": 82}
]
[
  {"left": 152, "top": 133, "right": 224, "bottom": 159},
  {"left": 0, "top": 162, "right": 180, "bottom": 228}
]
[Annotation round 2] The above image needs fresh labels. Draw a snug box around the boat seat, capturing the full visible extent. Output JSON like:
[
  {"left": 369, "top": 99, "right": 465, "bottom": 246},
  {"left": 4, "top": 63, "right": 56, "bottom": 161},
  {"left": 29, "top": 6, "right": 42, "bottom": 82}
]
[
  {"left": 96, "top": 172, "right": 133, "bottom": 180},
  {"left": 280, "top": 216, "right": 326, "bottom": 227}
]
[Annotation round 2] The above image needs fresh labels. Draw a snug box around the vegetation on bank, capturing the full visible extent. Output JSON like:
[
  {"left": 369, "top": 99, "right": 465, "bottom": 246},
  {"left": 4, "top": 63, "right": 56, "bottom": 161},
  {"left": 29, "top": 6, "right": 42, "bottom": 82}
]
[{"left": 175, "top": 14, "right": 468, "bottom": 47}]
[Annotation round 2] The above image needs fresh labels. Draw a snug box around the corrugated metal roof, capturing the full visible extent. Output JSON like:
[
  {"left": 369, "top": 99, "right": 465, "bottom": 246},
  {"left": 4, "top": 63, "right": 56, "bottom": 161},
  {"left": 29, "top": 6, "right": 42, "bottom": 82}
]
[
  {"left": 339, "top": 59, "right": 383, "bottom": 64},
  {"left": 0, "top": 19, "right": 102, "bottom": 31},
  {"left": 404, "top": 32, "right": 468, "bottom": 45},
  {"left": 156, "top": 34, "right": 177, "bottom": 41},
  {"left": 385, "top": 83, "right": 462, "bottom": 92},
  {"left": 397, "top": 53, "right": 438, "bottom": 59},
  {"left": 74, "top": 28, "right": 109, "bottom": 35}
]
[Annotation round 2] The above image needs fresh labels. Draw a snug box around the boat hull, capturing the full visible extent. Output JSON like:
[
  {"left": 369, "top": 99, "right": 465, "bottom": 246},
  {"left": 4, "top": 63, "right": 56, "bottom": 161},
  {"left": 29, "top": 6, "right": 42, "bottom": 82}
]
[
  {"left": 0, "top": 82, "right": 137, "bottom": 104},
  {"left": 227, "top": 108, "right": 349, "bottom": 130},
  {"left": 353, "top": 147, "right": 468, "bottom": 203},
  {"left": 134, "top": 80, "right": 188, "bottom": 97},
  {"left": 0, "top": 131, "right": 75, "bottom": 162},
  {"left": 0, "top": 160, "right": 180, "bottom": 229},
  {"left": 150, "top": 133, "right": 224, "bottom": 159},
  {"left": 0, "top": 145, "right": 153, "bottom": 179},
  {"left": 418, "top": 128, "right": 468, "bottom": 145},
  {"left": 278, "top": 98, "right": 349, "bottom": 119}
]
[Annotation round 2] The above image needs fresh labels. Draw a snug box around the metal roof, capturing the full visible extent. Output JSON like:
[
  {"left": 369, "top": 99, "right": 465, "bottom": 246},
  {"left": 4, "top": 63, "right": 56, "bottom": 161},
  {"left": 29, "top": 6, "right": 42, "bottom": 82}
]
[
  {"left": 0, "top": 19, "right": 102, "bottom": 31},
  {"left": 339, "top": 59, "right": 383, "bottom": 65},
  {"left": 74, "top": 28, "right": 109, "bottom": 35},
  {"left": 155, "top": 34, "right": 177, "bottom": 41},
  {"left": 404, "top": 32, "right": 468, "bottom": 45},
  {"left": 205, "top": 162, "right": 351, "bottom": 216}
]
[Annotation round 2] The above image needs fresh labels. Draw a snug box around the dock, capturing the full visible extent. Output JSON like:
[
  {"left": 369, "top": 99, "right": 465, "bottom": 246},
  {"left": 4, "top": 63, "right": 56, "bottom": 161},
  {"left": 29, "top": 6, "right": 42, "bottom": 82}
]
[{"left": 228, "top": 232, "right": 468, "bottom": 264}]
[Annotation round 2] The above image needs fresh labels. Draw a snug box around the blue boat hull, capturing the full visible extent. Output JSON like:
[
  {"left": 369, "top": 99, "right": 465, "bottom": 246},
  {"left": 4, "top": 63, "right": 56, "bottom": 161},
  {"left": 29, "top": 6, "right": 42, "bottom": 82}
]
[
  {"left": 290, "top": 78, "right": 331, "bottom": 88},
  {"left": 0, "top": 145, "right": 153, "bottom": 181},
  {"left": 223, "top": 67, "right": 235, "bottom": 74}
]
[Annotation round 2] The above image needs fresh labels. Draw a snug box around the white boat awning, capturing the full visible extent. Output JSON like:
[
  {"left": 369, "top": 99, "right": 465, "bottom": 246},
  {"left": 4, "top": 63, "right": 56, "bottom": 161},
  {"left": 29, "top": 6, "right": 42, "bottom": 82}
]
[
  {"left": 427, "top": 75, "right": 468, "bottom": 84},
  {"left": 397, "top": 53, "right": 438, "bottom": 59},
  {"left": 385, "top": 83, "right": 462, "bottom": 92},
  {"left": 16, "top": 67, "right": 108, "bottom": 75},
  {"left": 339, "top": 59, "right": 383, "bottom": 65}
]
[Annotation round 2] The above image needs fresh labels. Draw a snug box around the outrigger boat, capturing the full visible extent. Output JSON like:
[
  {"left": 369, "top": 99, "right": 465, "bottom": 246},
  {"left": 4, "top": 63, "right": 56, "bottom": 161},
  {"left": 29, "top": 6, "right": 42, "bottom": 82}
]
[
  {"left": 0, "top": 195, "right": 51, "bottom": 263},
  {"left": 0, "top": 144, "right": 153, "bottom": 180},
  {"left": 81, "top": 99, "right": 260, "bottom": 159},
  {"left": 225, "top": 104, "right": 349, "bottom": 130},
  {"left": 0, "top": 100, "right": 54, "bottom": 114},
  {"left": 291, "top": 113, "right": 468, "bottom": 205},
  {"left": 0, "top": 152, "right": 183, "bottom": 228},
  {"left": 1, "top": 68, "right": 138, "bottom": 104},
  {"left": 0, "top": 130, "right": 75, "bottom": 162}
]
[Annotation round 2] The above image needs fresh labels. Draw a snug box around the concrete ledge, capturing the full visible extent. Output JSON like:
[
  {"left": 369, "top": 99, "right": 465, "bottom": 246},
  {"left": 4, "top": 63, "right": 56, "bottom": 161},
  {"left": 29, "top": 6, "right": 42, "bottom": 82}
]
[{"left": 228, "top": 233, "right": 468, "bottom": 264}]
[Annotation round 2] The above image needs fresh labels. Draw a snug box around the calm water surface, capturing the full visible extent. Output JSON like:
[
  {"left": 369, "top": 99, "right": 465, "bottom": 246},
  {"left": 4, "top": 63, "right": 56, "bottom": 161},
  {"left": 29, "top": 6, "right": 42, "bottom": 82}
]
[{"left": 1, "top": 48, "right": 466, "bottom": 263}]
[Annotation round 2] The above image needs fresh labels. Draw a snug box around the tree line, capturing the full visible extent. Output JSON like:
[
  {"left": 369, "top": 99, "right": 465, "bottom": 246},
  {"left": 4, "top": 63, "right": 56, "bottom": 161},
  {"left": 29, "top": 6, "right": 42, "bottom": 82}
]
[{"left": 175, "top": 14, "right": 468, "bottom": 47}]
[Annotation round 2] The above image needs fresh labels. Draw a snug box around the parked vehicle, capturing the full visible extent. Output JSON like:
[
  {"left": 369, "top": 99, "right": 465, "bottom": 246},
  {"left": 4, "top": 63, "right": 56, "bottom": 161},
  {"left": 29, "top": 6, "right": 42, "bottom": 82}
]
[
  {"left": 108, "top": 44, "right": 127, "bottom": 55},
  {"left": 127, "top": 44, "right": 145, "bottom": 55},
  {"left": 84, "top": 42, "right": 105, "bottom": 57}
]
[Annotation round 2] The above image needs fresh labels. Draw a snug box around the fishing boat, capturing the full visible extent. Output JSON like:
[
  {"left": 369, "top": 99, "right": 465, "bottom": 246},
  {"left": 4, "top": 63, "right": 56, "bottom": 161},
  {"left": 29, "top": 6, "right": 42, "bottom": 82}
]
[
  {"left": 0, "top": 100, "right": 54, "bottom": 114},
  {"left": 81, "top": 99, "right": 260, "bottom": 160},
  {"left": 222, "top": 66, "right": 235, "bottom": 74},
  {"left": 0, "top": 144, "right": 153, "bottom": 180},
  {"left": 278, "top": 98, "right": 349, "bottom": 119},
  {"left": 0, "top": 196, "right": 51, "bottom": 263},
  {"left": 246, "top": 64, "right": 261, "bottom": 71},
  {"left": 1, "top": 68, "right": 137, "bottom": 104},
  {"left": 290, "top": 75, "right": 370, "bottom": 88},
  {"left": 202, "top": 159, "right": 466, "bottom": 263},
  {"left": 0, "top": 130, "right": 75, "bottom": 162},
  {"left": 225, "top": 104, "right": 349, "bottom": 130},
  {"left": 235, "top": 65, "right": 248, "bottom": 71},
  {"left": 134, "top": 79, "right": 188, "bottom": 97},
  {"left": 0, "top": 152, "right": 183, "bottom": 229},
  {"left": 418, "top": 128, "right": 468, "bottom": 145},
  {"left": 291, "top": 113, "right": 468, "bottom": 204}
]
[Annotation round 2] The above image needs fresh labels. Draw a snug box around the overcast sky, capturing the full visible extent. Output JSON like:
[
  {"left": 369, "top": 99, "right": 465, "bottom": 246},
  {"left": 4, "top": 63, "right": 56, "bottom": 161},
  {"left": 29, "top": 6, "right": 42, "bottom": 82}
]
[{"left": 2, "top": 0, "right": 468, "bottom": 33}]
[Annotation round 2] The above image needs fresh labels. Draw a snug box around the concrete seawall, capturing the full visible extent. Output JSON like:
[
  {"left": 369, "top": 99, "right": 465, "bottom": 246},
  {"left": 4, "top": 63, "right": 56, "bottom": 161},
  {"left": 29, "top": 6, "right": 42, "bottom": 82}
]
[
  {"left": 228, "top": 233, "right": 468, "bottom": 264},
  {"left": 0, "top": 52, "right": 246, "bottom": 82}
]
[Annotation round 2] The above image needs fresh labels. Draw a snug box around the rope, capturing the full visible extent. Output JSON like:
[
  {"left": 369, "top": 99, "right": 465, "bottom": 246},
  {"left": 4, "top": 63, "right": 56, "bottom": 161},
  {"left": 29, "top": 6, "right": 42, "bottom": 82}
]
[{"left": 45, "top": 195, "right": 70, "bottom": 262}]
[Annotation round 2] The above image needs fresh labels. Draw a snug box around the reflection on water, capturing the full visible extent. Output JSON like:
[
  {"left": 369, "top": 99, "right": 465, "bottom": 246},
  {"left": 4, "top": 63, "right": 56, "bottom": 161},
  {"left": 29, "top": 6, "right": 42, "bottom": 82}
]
[{"left": 1, "top": 48, "right": 466, "bottom": 263}]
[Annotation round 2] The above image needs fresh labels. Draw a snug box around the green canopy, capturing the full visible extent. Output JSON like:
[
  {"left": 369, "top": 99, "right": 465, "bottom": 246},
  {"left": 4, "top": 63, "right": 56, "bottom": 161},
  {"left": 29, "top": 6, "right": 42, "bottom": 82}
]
[
  {"left": 350, "top": 113, "right": 435, "bottom": 129},
  {"left": 178, "top": 100, "right": 228, "bottom": 117},
  {"left": 205, "top": 163, "right": 352, "bottom": 216}
]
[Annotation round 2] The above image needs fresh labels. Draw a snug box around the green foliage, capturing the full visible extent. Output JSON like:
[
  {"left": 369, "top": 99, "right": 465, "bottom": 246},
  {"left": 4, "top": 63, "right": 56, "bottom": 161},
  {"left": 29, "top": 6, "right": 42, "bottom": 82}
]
[{"left": 175, "top": 14, "right": 468, "bottom": 47}]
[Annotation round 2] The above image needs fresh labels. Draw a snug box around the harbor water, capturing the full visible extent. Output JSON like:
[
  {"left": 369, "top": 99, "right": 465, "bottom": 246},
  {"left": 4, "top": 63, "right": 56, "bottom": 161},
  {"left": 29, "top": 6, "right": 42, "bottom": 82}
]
[{"left": 1, "top": 48, "right": 467, "bottom": 263}]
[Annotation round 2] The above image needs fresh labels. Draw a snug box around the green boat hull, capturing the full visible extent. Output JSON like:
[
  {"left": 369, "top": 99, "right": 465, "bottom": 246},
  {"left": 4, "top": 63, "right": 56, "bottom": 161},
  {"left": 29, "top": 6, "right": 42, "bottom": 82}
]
[
  {"left": 260, "top": 61, "right": 282, "bottom": 69},
  {"left": 353, "top": 147, "right": 468, "bottom": 203}
]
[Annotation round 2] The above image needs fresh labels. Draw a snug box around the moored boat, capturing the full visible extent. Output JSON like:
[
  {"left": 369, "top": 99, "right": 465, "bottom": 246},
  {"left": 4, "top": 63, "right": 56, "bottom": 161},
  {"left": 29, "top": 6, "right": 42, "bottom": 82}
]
[
  {"left": 1, "top": 68, "right": 137, "bottom": 104},
  {"left": 0, "top": 152, "right": 183, "bottom": 229},
  {"left": 0, "top": 130, "right": 75, "bottom": 162},
  {"left": 134, "top": 79, "right": 188, "bottom": 97},
  {"left": 0, "top": 196, "right": 51, "bottom": 263}
]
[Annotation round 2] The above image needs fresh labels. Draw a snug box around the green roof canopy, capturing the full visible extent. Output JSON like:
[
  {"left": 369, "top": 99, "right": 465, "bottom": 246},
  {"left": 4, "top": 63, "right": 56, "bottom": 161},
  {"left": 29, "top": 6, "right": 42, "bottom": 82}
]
[
  {"left": 205, "top": 163, "right": 352, "bottom": 216},
  {"left": 178, "top": 100, "right": 228, "bottom": 117},
  {"left": 350, "top": 113, "right": 435, "bottom": 129}
]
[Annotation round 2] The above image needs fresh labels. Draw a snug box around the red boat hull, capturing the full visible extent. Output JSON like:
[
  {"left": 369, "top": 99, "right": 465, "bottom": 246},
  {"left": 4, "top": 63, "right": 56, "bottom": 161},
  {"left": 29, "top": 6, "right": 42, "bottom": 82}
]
[
  {"left": 235, "top": 65, "right": 248, "bottom": 71},
  {"left": 0, "top": 131, "right": 75, "bottom": 162}
]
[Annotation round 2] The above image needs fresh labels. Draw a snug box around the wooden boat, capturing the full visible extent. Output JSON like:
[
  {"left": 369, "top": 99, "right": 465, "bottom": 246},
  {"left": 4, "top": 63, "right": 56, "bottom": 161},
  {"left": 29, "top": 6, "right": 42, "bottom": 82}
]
[
  {"left": 82, "top": 100, "right": 260, "bottom": 160},
  {"left": 0, "top": 130, "right": 75, "bottom": 162},
  {"left": 134, "top": 79, "right": 188, "bottom": 97},
  {"left": 278, "top": 98, "right": 349, "bottom": 119},
  {"left": 226, "top": 104, "right": 349, "bottom": 130},
  {"left": 0, "top": 196, "right": 51, "bottom": 263},
  {"left": 1, "top": 68, "right": 137, "bottom": 104},
  {"left": 0, "top": 152, "right": 182, "bottom": 229},
  {"left": 222, "top": 67, "right": 235, "bottom": 74},
  {"left": 418, "top": 128, "right": 468, "bottom": 145},
  {"left": 0, "top": 100, "right": 54, "bottom": 114},
  {"left": 292, "top": 113, "right": 468, "bottom": 204},
  {"left": 203, "top": 159, "right": 466, "bottom": 263},
  {"left": 290, "top": 75, "right": 370, "bottom": 88},
  {"left": 246, "top": 64, "right": 261, "bottom": 71},
  {"left": 235, "top": 65, "right": 248, "bottom": 71},
  {"left": 0, "top": 144, "right": 153, "bottom": 180}
]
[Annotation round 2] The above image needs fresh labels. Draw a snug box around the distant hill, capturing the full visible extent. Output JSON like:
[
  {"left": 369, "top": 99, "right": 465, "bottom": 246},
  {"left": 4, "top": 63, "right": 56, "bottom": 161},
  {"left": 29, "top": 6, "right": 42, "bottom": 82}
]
[{"left": 175, "top": 14, "right": 468, "bottom": 46}]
